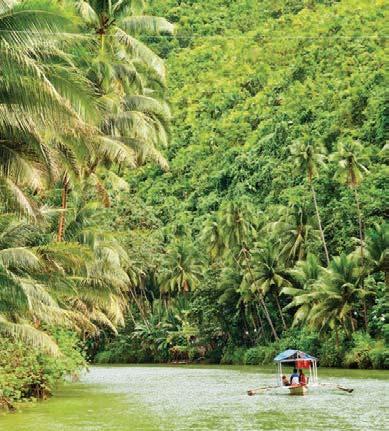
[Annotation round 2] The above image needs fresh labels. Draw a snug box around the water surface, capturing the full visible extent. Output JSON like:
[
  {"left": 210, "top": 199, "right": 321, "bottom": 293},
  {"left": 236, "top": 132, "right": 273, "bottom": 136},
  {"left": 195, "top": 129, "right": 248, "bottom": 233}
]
[{"left": 1, "top": 365, "right": 388, "bottom": 431}]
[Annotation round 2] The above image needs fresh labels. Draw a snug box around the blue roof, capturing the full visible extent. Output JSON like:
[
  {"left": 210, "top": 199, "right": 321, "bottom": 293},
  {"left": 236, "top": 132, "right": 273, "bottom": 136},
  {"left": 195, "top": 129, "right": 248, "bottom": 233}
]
[{"left": 273, "top": 349, "right": 316, "bottom": 362}]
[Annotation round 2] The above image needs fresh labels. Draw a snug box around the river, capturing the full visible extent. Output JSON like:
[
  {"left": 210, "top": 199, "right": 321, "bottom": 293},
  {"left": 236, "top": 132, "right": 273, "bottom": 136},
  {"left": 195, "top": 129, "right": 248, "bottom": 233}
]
[{"left": 1, "top": 365, "right": 388, "bottom": 431}]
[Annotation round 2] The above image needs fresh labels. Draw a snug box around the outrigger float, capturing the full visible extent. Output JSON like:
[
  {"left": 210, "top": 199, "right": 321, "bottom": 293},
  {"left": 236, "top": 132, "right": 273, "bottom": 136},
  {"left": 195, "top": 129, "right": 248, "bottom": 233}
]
[{"left": 247, "top": 349, "right": 353, "bottom": 396}]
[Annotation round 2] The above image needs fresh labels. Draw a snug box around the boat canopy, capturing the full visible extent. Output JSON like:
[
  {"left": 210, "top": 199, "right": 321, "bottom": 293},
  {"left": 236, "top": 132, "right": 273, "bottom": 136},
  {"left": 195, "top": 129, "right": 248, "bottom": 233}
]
[{"left": 274, "top": 349, "right": 317, "bottom": 362}]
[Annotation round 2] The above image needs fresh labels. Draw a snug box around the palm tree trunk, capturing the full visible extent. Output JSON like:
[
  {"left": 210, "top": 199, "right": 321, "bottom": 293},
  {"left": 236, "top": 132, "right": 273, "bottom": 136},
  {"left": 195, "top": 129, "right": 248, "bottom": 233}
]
[
  {"left": 354, "top": 188, "right": 365, "bottom": 262},
  {"left": 354, "top": 187, "right": 368, "bottom": 330},
  {"left": 234, "top": 253, "right": 279, "bottom": 340},
  {"left": 259, "top": 294, "right": 279, "bottom": 340},
  {"left": 129, "top": 288, "right": 149, "bottom": 328},
  {"left": 310, "top": 182, "right": 330, "bottom": 266},
  {"left": 275, "top": 294, "right": 287, "bottom": 330},
  {"left": 57, "top": 181, "right": 68, "bottom": 242}
]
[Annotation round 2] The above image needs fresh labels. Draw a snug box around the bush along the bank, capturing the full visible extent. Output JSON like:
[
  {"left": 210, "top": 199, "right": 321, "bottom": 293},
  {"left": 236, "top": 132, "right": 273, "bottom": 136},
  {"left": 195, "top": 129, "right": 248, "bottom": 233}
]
[
  {"left": 239, "top": 329, "right": 388, "bottom": 369},
  {"left": 0, "top": 330, "right": 86, "bottom": 410}
]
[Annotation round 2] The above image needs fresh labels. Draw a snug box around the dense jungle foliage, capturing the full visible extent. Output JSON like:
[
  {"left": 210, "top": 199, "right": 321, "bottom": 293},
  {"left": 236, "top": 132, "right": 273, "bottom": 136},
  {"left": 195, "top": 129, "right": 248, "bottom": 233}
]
[
  {"left": 96, "top": 0, "right": 388, "bottom": 368},
  {"left": 0, "top": 0, "right": 387, "bottom": 409}
]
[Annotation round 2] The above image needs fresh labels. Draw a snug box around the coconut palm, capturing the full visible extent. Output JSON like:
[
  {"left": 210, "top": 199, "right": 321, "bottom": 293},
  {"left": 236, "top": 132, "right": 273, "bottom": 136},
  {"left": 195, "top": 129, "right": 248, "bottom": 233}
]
[
  {"left": 246, "top": 241, "right": 289, "bottom": 330},
  {"left": 209, "top": 201, "right": 278, "bottom": 339},
  {"left": 0, "top": 0, "right": 101, "bottom": 217},
  {"left": 0, "top": 199, "right": 135, "bottom": 352},
  {"left": 365, "top": 223, "right": 389, "bottom": 284},
  {"left": 289, "top": 137, "right": 330, "bottom": 265},
  {"left": 75, "top": 0, "right": 173, "bottom": 82},
  {"left": 201, "top": 215, "right": 225, "bottom": 261},
  {"left": 75, "top": 0, "right": 173, "bottom": 169},
  {"left": 281, "top": 253, "right": 324, "bottom": 327},
  {"left": 330, "top": 138, "right": 370, "bottom": 328},
  {"left": 217, "top": 201, "right": 258, "bottom": 257},
  {"left": 159, "top": 240, "right": 203, "bottom": 295},
  {"left": 267, "top": 203, "right": 319, "bottom": 264},
  {"left": 307, "top": 254, "right": 366, "bottom": 344},
  {"left": 330, "top": 138, "right": 369, "bottom": 262}
]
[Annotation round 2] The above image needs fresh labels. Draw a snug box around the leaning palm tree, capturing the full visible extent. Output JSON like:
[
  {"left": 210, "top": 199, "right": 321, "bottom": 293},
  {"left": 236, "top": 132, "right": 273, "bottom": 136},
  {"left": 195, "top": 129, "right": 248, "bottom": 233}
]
[
  {"left": 289, "top": 137, "right": 330, "bottom": 265},
  {"left": 217, "top": 201, "right": 258, "bottom": 257},
  {"left": 75, "top": 0, "right": 173, "bottom": 169},
  {"left": 213, "top": 201, "right": 279, "bottom": 339},
  {"left": 330, "top": 138, "right": 370, "bottom": 329},
  {"left": 201, "top": 215, "right": 225, "bottom": 261},
  {"left": 0, "top": 0, "right": 104, "bottom": 219}
]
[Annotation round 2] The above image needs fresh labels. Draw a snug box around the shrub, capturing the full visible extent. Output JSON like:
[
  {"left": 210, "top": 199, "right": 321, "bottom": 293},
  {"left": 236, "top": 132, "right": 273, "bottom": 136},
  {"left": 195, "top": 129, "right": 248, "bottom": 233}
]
[
  {"left": 317, "top": 332, "right": 348, "bottom": 367},
  {"left": 220, "top": 345, "right": 247, "bottom": 364},
  {"left": 0, "top": 330, "right": 86, "bottom": 405},
  {"left": 370, "top": 343, "right": 389, "bottom": 369},
  {"left": 343, "top": 332, "right": 388, "bottom": 369}
]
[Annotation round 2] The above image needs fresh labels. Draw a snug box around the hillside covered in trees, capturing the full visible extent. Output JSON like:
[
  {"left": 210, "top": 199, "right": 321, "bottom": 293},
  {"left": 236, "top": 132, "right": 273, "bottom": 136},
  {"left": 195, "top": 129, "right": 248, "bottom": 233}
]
[
  {"left": 0, "top": 0, "right": 387, "bottom": 409},
  {"left": 98, "top": 0, "right": 387, "bottom": 368}
]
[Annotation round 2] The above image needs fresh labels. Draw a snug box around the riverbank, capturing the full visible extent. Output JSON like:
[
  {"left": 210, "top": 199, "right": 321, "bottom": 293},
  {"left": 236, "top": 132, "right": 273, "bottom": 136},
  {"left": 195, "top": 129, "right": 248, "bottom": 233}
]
[
  {"left": 1, "top": 365, "right": 388, "bottom": 431},
  {"left": 95, "top": 328, "right": 388, "bottom": 370}
]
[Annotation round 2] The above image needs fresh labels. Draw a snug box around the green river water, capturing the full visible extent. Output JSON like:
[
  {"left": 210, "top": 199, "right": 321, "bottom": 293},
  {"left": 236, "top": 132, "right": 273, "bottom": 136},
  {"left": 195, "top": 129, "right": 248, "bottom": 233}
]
[{"left": 1, "top": 365, "right": 388, "bottom": 431}]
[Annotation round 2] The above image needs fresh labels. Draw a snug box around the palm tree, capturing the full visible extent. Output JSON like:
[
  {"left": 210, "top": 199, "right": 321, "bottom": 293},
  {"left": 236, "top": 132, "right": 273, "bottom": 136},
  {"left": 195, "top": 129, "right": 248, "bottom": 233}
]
[
  {"left": 330, "top": 138, "right": 369, "bottom": 263},
  {"left": 365, "top": 223, "right": 389, "bottom": 284},
  {"left": 76, "top": 0, "right": 173, "bottom": 169},
  {"left": 246, "top": 241, "right": 289, "bottom": 330},
  {"left": 0, "top": 0, "right": 103, "bottom": 213},
  {"left": 75, "top": 0, "right": 173, "bottom": 81},
  {"left": 159, "top": 240, "right": 203, "bottom": 295},
  {"left": 307, "top": 254, "right": 365, "bottom": 345},
  {"left": 266, "top": 203, "right": 319, "bottom": 264},
  {"left": 330, "top": 138, "right": 370, "bottom": 328},
  {"left": 289, "top": 137, "right": 330, "bottom": 265},
  {"left": 203, "top": 201, "right": 279, "bottom": 339},
  {"left": 0, "top": 196, "right": 135, "bottom": 352},
  {"left": 217, "top": 201, "right": 258, "bottom": 257},
  {"left": 281, "top": 253, "right": 324, "bottom": 327},
  {"left": 201, "top": 215, "right": 225, "bottom": 261}
]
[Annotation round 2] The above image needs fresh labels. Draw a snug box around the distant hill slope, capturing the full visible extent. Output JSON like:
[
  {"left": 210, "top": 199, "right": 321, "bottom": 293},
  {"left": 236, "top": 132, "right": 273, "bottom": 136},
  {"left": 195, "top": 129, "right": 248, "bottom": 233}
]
[{"left": 129, "top": 0, "right": 386, "bottom": 257}]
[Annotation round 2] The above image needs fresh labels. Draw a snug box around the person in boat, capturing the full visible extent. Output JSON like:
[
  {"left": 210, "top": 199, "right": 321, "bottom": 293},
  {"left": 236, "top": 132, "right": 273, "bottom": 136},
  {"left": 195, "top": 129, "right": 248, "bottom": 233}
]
[
  {"left": 299, "top": 369, "right": 307, "bottom": 385},
  {"left": 290, "top": 368, "right": 300, "bottom": 385},
  {"left": 281, "top": 375, "right": 290, "bottom": 386}
]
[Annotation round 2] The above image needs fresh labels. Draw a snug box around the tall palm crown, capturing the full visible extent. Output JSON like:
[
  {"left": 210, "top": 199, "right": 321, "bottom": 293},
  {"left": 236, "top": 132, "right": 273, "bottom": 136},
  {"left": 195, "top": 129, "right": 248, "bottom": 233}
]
[
  {"left": 0, "top": 0, "right": 102, "bottom": 216},
  {"left": 365, "top": 223, "right": 389, "bottom": 283},
  {"left": 242, "top": 241, "right": 289, "bottom": 329},
  {"left": 76, "top": 0, "right": 174, "bottom": 169},
  {"left": 267, "top": 204, "right": 319, "bottom": 263},
  {"left": 76, "top": 0, "right": 173, "bottom": 82},
  {"left": 217, "top": 201, "right": 258, "bottom": 259},
  {"left": 289, "top": 136, "right": 330, "bottom": 265},
  {"left": 330, "top": 139, "right": 369, "bottom": 188},
  {"left": 289, "top": 137, "right": 327, "bottom": 182},
  {"left": 159, "top": 240, "right": 203, "bottom": 294}
]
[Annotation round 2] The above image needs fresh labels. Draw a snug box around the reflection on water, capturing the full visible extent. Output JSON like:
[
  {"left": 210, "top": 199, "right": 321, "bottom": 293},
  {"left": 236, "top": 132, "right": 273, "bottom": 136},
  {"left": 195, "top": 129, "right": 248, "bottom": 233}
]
[{"left": 1, "top": 365, "right": 388, "bottom": 431}]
